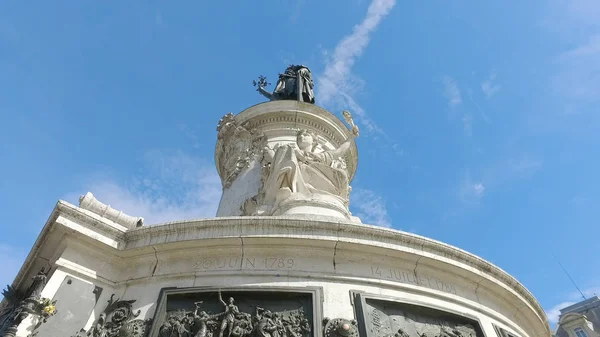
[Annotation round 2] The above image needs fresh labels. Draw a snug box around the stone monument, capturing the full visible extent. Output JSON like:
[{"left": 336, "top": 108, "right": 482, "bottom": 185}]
[{"left": 0, "top": 65, "right": 551, "bottom": 337}]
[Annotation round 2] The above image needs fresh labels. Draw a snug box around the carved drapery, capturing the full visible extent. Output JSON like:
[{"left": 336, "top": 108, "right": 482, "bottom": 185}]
[
  {"left": 69, "top": 294, "right": 152, "bottom": 337},
  {"left": 241, "top": 125, "right": 357, "bottom": 217}
]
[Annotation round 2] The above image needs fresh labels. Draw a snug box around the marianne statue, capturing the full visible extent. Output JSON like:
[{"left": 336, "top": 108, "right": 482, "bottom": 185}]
[{"left": 254, "top": 65, "right": 315, "bottom": 104}]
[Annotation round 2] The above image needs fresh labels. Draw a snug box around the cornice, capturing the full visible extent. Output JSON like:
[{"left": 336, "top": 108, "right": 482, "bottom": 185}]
[
  {"left": 121, "top": 216, "right": 549, "bottom": 334},
  {"left": 7, "top": 204, "right": 549, "bottom": 337}
]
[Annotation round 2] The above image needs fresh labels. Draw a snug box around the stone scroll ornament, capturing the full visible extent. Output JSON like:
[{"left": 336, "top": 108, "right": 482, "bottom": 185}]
[
  {"left": 158, "top": 291, "right": 311, "bottom": 337},
  {"left": 242, "top": 111, "right": 359, "bottom": 216},
  {"left": 69, "top": 294, "right": 152, "bottom": 337},
  {"left": 0, "top": 269, "right": 57, "bottom": 337},
  {"left": 323, "top": 318, "right": 358, "bottom": 337},
  {"left": 215, "top": 113, "right": 267, "bottom": 188}
]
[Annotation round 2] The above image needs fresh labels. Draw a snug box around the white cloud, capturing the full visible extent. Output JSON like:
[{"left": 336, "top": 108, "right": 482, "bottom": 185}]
[
  {"left": 455, "top": 157, "right": 541, "bottom": 207},
  {"left": 442, "top": 76, "right": 462, "bottom": 106},
  {"left": 543, "top": 1, "right": 600, "bottom": 112},
  {"left": 462, "top": 113, "right": 472, "bottom": 136},
  {"left": 554, "top": 34, "right": 600, "bottom": 107},
  {"left": 318, "top": 0, "right": 396, "bottom": 134},
  {"left": 66, "top": 150, "right": 222, "bottom": 225},
  {"left": 481, "top": 72, "right": 501, "bottom": 99},
  {"left": 546, "top": 300, "right": 577, "bottom": 325},
  {"left": 459, "top": 172, "right": 485, "bottom": 205},
  {"left": 510, "top": 158, "right": 543, "bottom": 177},
  {"left": 545, "top": 287, "right": 600, "bottom": 325},
  {"left": 351, "top": 188, "right": 392, "bottom": 227}
]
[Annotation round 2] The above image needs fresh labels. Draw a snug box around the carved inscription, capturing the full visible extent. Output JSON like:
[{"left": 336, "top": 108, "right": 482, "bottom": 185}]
[
  {"left": 370, "top": 267, "right": 457, "bottom": 295},
  {"left": 195, "top": 257, "right": 296, "bottom": 271}
]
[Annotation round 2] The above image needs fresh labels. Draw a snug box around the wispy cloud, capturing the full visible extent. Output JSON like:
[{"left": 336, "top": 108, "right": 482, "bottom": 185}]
[
  {"left": 509, "top": 157, "right": 543, "bottom": 178},
  {"left": 462, "top": 113, "right": 473, "bottom": 136},
  {"left": 351, "top": 188, "right": 392, "bottom": 227},
  {"left": 543, "top": 1, "right": 600, "bottom": 113},
  {"left": 65, "top": 150, "right": 221, "bottom": 225},
  {"left": 458, "top": 172, "right": 485, "bottom": 205},
  {"left": 481, "top": 71, "right": 501, "bottom": 99},
  {"left": 554, "top": 35, "right": 600, "bottom": 108},
  {"left": 442, "top": 76, "right": 462, "bottom": 106},
  {"left": 318, "top": 0, "right": 396, "bottom": 134},
  {"left": 546, "top": 301, "right": 577, "bottom": 325},
  {"left": 457, "top": 157, "right": 542, "bottom": 206},
  {"left": 545, "top": 287, "right": 600, "bottom": 325},
  {"left": 289, "top": 0, "right": 307, "bottom": 23}
]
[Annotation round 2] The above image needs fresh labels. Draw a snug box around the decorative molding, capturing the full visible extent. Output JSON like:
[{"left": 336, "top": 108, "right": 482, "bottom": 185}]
[
  {"left": 118, "top": 215, "right": 548, "bottom": 331},
  {"left": 79, "top": 192, "right": 144, "bottom": 228},
  {"left": 70, "top": 294, "right": 152, "bottom": 337},
  {"left": 215, "top": 113, "right": 267, "bottom": 188},
  {"left": 323, "top": 318, "right": 358, "bottom": 337},
  {"left": 493, "top": 324, "right": 520, "bottom": 337},
  {"left": 10, "top": 201, "right": 550, "bottom": 337}
]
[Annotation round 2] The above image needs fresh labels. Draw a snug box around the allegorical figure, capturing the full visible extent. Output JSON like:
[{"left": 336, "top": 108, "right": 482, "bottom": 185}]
[
  {"left": 217, "top": 292, "right": 240, "bottom": 337},
  {"left": 259, "top": 124, "right": 359, "bottom": 213},
  {"left": 255, "top": 65, "right": 315, "bottom": 104}
]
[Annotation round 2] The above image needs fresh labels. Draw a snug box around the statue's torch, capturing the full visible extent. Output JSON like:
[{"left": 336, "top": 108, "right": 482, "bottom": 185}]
[{"left": 342, "top": 110, "right": 359, "bottom": 137}]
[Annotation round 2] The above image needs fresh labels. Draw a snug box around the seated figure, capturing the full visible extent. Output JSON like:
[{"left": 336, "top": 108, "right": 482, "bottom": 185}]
[{"left": 244, "top": 125, "right": 359, "bottom": 216}]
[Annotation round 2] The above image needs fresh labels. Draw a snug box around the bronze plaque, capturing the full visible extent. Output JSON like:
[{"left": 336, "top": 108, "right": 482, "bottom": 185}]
[{"left": 353, "top": 293, "right": 485, "bottom": 337}]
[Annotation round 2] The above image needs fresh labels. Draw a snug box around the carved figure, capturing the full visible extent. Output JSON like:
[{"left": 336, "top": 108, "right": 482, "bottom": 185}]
[
  {"left": 217, "top": 291, "right": 240, "bottom": 337},
  {"left": 191, "top": 302, "right": 220, "bottom": 337},
  {"left": 255, "top": 65, "right": 315, "bottom": 104},
  {"left": 157, "top": 295, "right": 310, "bottom": 337},
  {"left": 72, "top": 294, "right": 152, "bottom": 337},
  {"left": 245, "top": 123, "right": 358, "bottom": 216}
]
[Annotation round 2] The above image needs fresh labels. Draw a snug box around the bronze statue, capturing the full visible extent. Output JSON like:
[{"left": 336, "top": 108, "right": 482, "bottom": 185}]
[
  {"left": 157, "top": 294, "right": 311, "bottom": 337},
  {"left": 217, "top": 291, "right": 240, "bottom": 337},
  {"left": 254, "top": 65, "right": 315, "bottom": 104}
]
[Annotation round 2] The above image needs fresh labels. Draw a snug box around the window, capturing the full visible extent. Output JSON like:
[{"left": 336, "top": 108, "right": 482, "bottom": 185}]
[{"left": 574, "top": 328, "right": 588, "bottom": 337}]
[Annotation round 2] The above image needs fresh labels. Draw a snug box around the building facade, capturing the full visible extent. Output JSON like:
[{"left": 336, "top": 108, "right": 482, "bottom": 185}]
[{"left": 554, "top": 297, "right": 600, "bottom": 337}]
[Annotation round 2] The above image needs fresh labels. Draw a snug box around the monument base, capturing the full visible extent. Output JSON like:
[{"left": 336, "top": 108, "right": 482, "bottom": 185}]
[{"left": 273, "top": 194, "right": 351, "bottom": 220}]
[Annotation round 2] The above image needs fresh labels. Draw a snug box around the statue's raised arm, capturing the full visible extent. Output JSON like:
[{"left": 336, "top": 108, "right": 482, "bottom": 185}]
[
  {"left": 253, "top": 75, "right": 273, "bottom": 100},
  {"left": 328, "top": 111, "right": 359, "bottom": 158},
  {"left": 218, "top": 290, "right": 226, "bottom": 306},
  {"left": 253, "top": 65, "right": 315, "bottom": 104}
]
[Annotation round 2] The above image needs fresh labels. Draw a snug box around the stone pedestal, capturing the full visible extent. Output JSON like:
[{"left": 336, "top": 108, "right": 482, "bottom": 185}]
[
  {"left": 1, "top": 200, "right": 551, "bottom": 337},
  {"left": 215, "top": 101, "right": 358, "bottom": 221}
]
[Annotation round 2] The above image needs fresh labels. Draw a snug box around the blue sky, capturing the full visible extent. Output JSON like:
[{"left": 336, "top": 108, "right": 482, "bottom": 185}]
[{"left": 1, "top": 0, "right": 599, "bottom": 326}]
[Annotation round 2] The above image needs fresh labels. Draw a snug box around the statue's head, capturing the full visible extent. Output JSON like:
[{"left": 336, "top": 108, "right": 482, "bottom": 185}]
[
  {"left": 296, "top": 129, "right": 317, "bottom": 151},
  {"left": 229, "top": 297, "right": 235, "bottom": 304}
]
